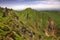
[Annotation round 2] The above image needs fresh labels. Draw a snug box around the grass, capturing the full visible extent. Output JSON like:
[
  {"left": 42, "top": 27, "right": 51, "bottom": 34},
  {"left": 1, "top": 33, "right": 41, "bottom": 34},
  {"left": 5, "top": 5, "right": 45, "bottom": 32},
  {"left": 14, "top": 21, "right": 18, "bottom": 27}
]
[{"left": 0, "top": 7, "right": 60, "bottom": 40}]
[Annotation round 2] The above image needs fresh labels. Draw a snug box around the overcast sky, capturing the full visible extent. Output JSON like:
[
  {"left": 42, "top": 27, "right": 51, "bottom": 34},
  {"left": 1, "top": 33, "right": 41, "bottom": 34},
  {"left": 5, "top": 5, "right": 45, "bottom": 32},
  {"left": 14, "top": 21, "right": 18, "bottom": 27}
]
[{"left": 0, "top": 0, "right": 60, "bottom": 10}]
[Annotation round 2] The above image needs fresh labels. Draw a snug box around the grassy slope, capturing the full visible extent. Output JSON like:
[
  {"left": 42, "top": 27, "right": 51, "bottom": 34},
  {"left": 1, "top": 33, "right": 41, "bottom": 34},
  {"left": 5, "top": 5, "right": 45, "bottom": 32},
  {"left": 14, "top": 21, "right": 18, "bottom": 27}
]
[{"left": 0, "top": 8, "right": 60, "bottom": 40}]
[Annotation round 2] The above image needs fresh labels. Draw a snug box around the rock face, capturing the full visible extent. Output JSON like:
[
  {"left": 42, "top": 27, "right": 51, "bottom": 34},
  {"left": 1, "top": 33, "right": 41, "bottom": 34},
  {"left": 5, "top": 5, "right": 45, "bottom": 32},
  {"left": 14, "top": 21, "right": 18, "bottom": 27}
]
[
  {"left": 2, "top": 7, "right": 10, "bottom": 17},
  {"left": 45, "top": 17, "right": 56, "bottom": 37},
  {"left": 48, "top": 17, "right": 56, "bottom": 37}
]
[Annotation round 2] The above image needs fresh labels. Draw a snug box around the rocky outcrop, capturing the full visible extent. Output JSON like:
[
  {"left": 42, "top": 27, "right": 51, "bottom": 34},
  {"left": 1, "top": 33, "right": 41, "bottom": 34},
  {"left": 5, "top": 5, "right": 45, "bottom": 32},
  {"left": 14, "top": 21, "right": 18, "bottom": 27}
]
[{"left": 45, "top": 17, "right": 56, "bottom": 37}]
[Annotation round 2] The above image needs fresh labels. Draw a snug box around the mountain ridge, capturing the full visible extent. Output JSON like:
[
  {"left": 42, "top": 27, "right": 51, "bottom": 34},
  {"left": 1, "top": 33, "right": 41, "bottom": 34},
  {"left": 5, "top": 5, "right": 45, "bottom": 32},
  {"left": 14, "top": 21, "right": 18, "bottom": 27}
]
[{"left": 0, "top": 7, "right": 60, "bottom": 40}]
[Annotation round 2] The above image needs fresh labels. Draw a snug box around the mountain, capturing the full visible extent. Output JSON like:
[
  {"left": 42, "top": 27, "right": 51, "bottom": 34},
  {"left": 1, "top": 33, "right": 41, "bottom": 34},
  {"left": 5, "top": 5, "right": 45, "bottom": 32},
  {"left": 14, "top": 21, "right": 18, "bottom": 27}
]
[{"left": 0, "top": 7, "right": 60, "bottom": 40}]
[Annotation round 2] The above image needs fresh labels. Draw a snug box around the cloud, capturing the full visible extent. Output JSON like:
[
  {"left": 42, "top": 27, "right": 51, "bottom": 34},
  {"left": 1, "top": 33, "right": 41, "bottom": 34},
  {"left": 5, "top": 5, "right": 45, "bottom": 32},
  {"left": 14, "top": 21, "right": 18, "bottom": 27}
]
[
  {"left": 0, "top": 0, "right": 60, "bottom": 10},
  {"left": 1, "top": 2, "right": 59, "bottom": 10}
]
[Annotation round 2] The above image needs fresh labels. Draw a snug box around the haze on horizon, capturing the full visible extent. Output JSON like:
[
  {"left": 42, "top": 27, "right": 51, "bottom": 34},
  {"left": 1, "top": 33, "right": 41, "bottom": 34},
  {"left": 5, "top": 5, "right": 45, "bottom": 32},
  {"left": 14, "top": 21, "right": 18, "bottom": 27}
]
[{"left": 0, "top": 0, "right": 60, "bottom": 10}]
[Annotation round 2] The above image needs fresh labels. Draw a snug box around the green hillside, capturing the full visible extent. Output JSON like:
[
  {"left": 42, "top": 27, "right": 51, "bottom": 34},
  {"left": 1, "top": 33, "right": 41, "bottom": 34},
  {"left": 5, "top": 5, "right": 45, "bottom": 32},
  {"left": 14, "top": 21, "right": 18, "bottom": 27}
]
[{"left": 0, "top": 7, "right": 60, "bottom": 40}]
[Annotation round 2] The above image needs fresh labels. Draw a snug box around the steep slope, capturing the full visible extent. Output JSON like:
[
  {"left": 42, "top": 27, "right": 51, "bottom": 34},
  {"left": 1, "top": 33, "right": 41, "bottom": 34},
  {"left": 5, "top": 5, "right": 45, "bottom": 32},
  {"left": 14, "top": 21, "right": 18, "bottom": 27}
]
[{"left": 0, "top": 7, "right": 60, "bottom": 40}]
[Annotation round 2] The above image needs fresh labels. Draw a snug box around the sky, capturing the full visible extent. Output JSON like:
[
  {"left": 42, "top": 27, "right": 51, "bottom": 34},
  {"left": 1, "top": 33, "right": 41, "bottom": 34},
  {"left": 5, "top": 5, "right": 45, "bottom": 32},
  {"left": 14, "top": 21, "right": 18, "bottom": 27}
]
[{"left": 0, "top": 0, "right": 60, "bottom": 10}]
